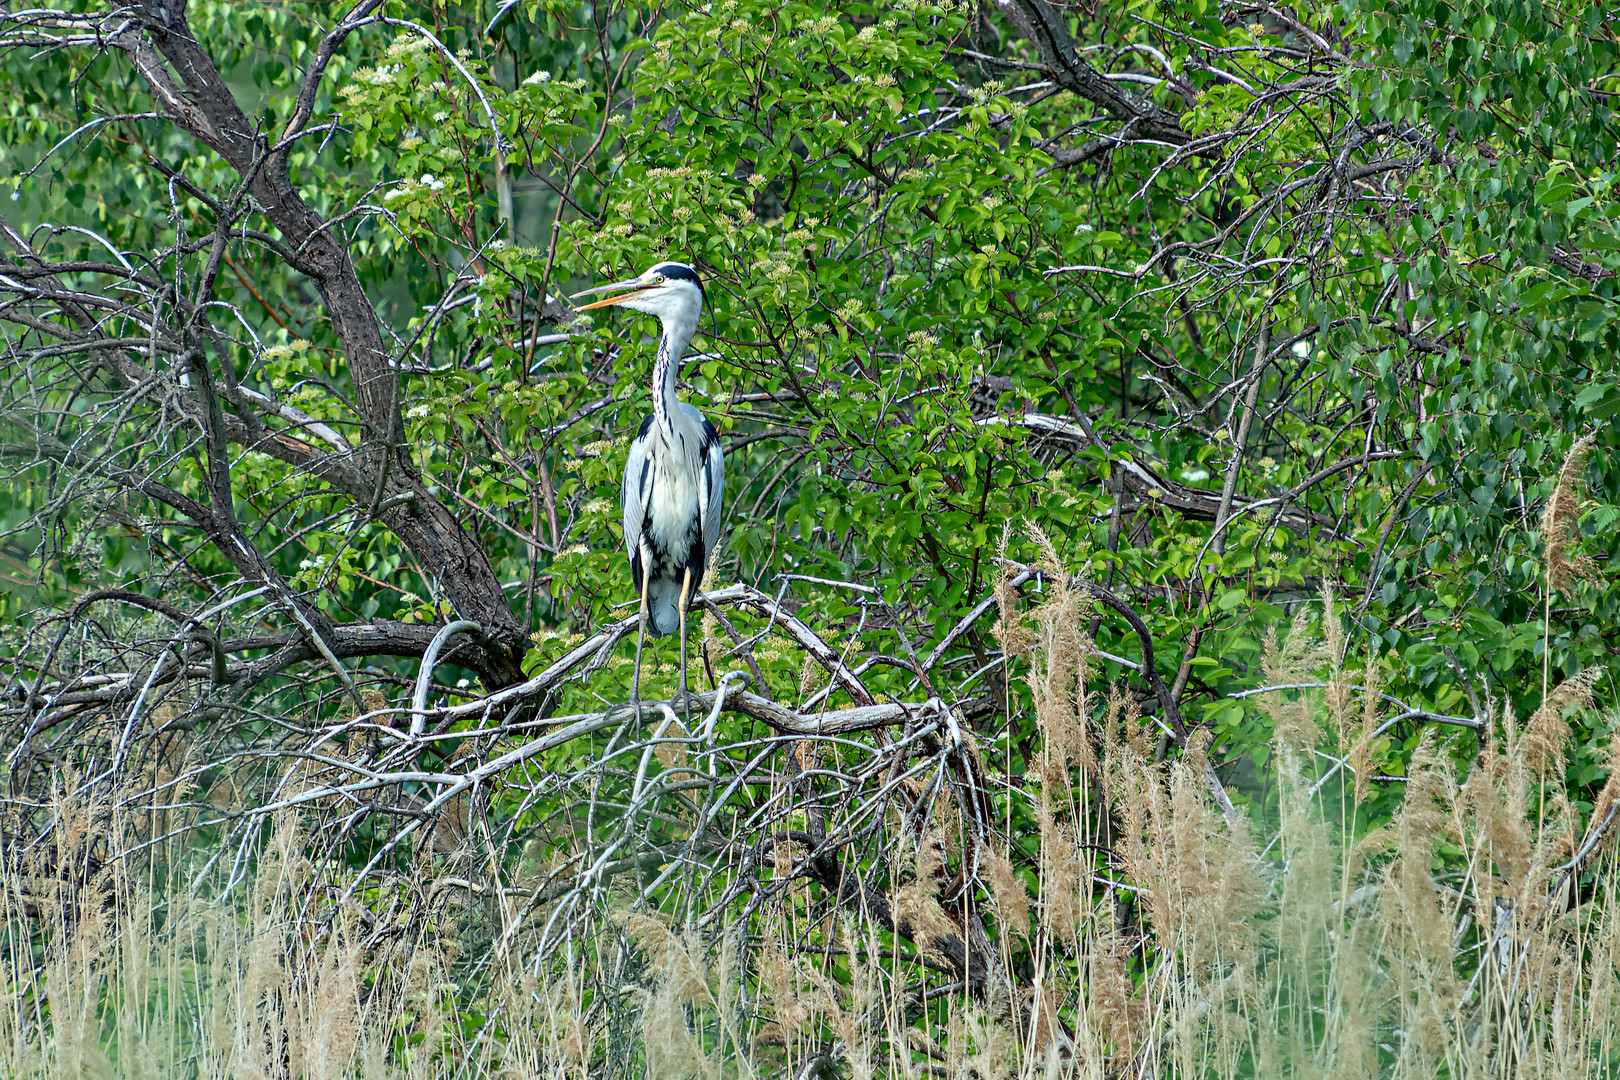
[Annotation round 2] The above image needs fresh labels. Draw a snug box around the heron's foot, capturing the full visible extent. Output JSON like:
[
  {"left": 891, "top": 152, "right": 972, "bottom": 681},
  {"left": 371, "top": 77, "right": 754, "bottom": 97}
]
[{"left": 670, "top": 685, "right": 705, "bottom": 717}]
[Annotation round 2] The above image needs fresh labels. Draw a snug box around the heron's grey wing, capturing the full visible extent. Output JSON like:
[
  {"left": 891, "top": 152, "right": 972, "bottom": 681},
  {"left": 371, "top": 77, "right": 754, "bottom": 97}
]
[
  {"left": 697, "top": 413, "right": 724, "bottom": 574},
  {"left": 622, "top": 415, "right": 656, "bottom": 559}
]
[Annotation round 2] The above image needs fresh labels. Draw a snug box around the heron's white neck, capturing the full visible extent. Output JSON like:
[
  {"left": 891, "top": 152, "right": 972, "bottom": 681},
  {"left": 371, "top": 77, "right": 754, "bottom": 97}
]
[{"left": 651, "top": 304, "right": 699, "bottom": 433}]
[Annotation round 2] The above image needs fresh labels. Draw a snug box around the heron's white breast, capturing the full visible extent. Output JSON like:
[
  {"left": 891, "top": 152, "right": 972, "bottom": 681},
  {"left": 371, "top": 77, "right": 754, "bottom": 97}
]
[{"left": 642, "top": 420, "right": 707, "bottom": 562}]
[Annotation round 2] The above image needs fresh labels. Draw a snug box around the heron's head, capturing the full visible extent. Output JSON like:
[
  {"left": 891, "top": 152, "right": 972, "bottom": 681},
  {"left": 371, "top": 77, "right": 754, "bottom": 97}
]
[{"left": 571, "top": 262, "right": 705, "bottom": 324}]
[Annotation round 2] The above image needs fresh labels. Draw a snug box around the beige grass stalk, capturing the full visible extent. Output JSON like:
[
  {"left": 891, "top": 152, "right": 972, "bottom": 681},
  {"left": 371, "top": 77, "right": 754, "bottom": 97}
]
[
  {"left": 11, "top": 530, "right": 1620, "bottom": 1080},
  {"left": 1541, "top": 434, "right": 1596, "bottom": 705}
]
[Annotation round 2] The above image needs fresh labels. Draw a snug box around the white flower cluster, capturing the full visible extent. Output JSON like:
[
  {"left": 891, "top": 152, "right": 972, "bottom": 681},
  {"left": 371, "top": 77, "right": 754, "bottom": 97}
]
[
  {"left": 384, "top": 38, "right": 430, "bottom": 60},
  {"left": 359, "top": 64, "right": 400, "bottom": 86},
  {"left": 645, "top": 165, "right": 705, "bottom": 180},
  {"left": 262, "top": 339, "right": 310, "bottom": 361},
  {"left": 383, "top": 174, "right": 448, "bottom": 201},
  {"left": 756, "top": 258, "right": 794, "bottom": 281}
]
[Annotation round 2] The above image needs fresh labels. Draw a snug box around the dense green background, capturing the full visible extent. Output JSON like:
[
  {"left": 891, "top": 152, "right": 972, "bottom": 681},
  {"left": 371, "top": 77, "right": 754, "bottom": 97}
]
[{"left": 4, "top": 0, "right": 1615, "bottom": 805}]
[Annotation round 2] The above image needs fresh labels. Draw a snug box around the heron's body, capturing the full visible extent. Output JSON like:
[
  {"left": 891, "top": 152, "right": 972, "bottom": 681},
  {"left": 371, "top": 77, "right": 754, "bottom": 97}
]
[
  {"left": 624, "top": 402, "right": 722, "bottom": 636},
  {"left": 574, "top": 260, "right": 722, "bottom": 697}
]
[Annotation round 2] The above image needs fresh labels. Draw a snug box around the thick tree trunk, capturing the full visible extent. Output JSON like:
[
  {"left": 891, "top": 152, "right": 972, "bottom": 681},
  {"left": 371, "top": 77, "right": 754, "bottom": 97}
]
[{"left": 123, "top": 0, "right": 526, "bottom": 684}]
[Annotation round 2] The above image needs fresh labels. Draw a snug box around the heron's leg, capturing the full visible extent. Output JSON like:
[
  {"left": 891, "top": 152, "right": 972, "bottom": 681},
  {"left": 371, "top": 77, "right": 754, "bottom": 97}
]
[
  {"left": 631, "top": 555, "right": 653, "bottom": 708},
  {"left": 676, "top": 567, "right": 694, "bottom": 718}
]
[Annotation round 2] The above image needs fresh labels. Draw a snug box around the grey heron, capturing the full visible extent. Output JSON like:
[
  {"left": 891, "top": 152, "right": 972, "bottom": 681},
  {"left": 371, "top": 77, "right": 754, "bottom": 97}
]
[{"left": 573, "top": 261, "right": 723, "bottom": 703}]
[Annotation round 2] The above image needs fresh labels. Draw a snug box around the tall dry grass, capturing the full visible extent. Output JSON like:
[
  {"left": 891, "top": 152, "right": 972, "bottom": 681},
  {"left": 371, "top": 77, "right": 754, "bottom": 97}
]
[{"left": 4, "top": 555, "right": 1619, "bottom": 1076}]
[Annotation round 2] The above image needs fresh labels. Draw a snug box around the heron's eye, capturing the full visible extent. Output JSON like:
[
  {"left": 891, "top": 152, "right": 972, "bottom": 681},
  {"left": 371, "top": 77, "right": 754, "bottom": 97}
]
[{"left": 655, "top": 274, "right": 666, "bottom": 283}]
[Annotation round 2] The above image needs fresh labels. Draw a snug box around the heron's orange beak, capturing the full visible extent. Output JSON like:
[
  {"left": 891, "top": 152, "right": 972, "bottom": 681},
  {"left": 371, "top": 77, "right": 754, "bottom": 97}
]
[{"left": 571, "top": 277, "right": 654, "bottom": 310}]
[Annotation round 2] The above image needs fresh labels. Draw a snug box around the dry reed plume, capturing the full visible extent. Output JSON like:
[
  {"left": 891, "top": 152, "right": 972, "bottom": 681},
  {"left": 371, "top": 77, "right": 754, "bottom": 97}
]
[{"left": 2, "top": 551, "right": 1617, "bottom": 1079}]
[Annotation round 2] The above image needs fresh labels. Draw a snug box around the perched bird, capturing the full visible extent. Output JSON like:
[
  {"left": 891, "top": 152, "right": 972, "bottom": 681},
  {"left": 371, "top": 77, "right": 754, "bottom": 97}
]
[{"left": 573, "top": 262, "right": 723, "bottom": 702}]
